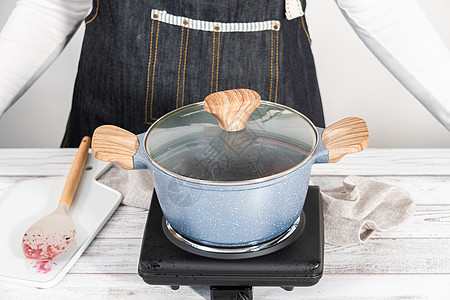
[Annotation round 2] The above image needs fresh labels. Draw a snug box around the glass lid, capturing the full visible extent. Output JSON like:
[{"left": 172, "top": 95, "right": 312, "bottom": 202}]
[{"left": 145, "top": 93, "right": 317, "bottom": 184}]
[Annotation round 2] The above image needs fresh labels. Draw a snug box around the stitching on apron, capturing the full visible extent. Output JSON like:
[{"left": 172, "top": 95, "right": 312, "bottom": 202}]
[
  {"left": 300, "top": 15, "right": 311, "bottom": 44},
  {"left": 151, "top": 9, "right": 280, "bottom": 33},
  {"left": 269, "top": 22, "right": 279, "bottom": 102},
  {"left": 181, "top": 27, "right": 189, "bottom": 106},
  {"left": 176, "top": 26, "right": 185, "bottom": 108},
  {"left": 150, "top": 20, "right": 161, "bottom": 120},
  {"left": 215, "top": 31, "right": 221, "bottom": 93},
  {"left": 210, "top": 31, "right": 216, "bottom": 94},
  {"left": 269, "top": 28, "right": 274, "bottom": 102},
  {"left": 299, "top": 0, "right": 311, "bottom": 44},
  {"left": 210, "top": 28, "right": 221, "bottom": 94},
  {"left": 145, "top": 18, "right": 155, "bottom": 124},
  {"left": 85, "top": 0, "right": 100, "bottom": 25},
  {"left": 145, "top": 16, "right": 161, "bottom": 124},
  {"left": 274, "top": 30, "right": 279, "bottom": 103}
]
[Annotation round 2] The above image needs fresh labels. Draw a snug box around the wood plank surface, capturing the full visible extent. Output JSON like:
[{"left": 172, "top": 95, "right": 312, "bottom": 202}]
[
  {"left": 96, "top": 204, "right": 450, "bottom": 240},
  {"left": 0, "top": 149, "right": 78, "bottom": 176},
  {"left": 0, "top": 148, "right": 449, "bottom": 299},
  {"left": 4, "top": 176, "right": 448, "bottom": 207},
  {"left": 1, "top": 274, "right": 449, "bottom": 299},
  {"left": 1, "top": 148, "right": 449, "bottom": 176},
  {"left": 311, "top": 148, "right": 450, "bottom": 176},
  {"left": 65, "top": 236, "right": 450, "bottom": 275},
  {"left": 311, "top": 176, "right": 450, "bottom": 205}
]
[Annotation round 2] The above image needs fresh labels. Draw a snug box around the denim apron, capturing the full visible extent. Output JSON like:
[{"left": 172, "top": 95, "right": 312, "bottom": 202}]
[{"left": 62, "top": 0, "right": 324, "bottom": 147}]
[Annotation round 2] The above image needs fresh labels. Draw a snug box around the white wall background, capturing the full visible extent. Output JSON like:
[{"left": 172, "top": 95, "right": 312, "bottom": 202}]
[{"left": 0, "top": 0, "right": 449, "bottom": 148}]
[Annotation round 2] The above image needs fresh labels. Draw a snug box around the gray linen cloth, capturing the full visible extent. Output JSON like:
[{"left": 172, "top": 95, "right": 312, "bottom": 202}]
[
  {"left": 320, "top": 176, "right": 415, "bottom": 246},
  {"left": 98, "top": 165, "right": 154, "bottom": 210},
  {"left": 98, "top": 166, "right": 415, "bottom": 246}
]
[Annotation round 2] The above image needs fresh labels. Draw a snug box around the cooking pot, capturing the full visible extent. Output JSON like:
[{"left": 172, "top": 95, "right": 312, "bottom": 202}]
[{"left": 91, "top": 89, "right": 369, "bottom": 247}]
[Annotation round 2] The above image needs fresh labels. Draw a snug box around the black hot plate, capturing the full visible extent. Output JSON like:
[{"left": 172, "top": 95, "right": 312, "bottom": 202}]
[{"left": 138, "top": 186, "right": 324, "bottom": 298}]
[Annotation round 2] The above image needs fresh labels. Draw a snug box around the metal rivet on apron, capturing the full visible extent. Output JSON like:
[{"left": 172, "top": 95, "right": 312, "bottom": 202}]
[
  {"left": 183, "top": 20, "right": 189, "bottom": 26},
  {"left": 273, "top": 24, "right": 278, "bottom": 30},
  {"left": 214, "top": 25, "right": 220, "bottom": 31},
  {"left": 153, "top": 13, "right": 159, "bottom": 19}
]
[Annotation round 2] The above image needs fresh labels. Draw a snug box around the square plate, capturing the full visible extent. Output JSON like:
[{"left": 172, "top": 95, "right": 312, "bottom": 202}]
[{"left": 0, "top": 155, "right": 122, "bottom": 288}]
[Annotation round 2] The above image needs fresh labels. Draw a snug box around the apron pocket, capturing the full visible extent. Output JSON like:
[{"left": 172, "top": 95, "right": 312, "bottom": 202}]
[{"left": 144, "top": 9, "right": 281, "bottom": 124}]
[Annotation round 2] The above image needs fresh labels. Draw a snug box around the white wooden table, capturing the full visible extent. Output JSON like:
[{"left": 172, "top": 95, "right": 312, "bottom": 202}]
[{"left": 1, "top": 148, "right": 449, "bottom": 299}]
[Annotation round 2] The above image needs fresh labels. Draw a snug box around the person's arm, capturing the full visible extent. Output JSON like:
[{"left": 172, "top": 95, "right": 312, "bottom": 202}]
[
  {"left": 335, "top": 0, "right": 450, "bottom": 131},
  {"left": 0, "top": 0, "right": 92, "bottom": 117}
]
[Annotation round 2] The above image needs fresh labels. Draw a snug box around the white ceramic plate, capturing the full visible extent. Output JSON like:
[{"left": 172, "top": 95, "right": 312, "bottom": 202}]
[{"left": 0, "top": 155, "right": 122, "bottom": 288}]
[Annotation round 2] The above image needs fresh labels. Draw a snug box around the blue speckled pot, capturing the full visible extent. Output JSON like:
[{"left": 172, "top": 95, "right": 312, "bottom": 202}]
[{"left": 132, "top": 127, "right": 328, "bottom": 247}]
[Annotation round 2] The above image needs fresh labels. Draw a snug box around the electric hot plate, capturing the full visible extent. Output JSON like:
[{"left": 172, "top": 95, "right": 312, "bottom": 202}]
[{"left": 138, "top": 186, "right": 324, "bottom": 299}]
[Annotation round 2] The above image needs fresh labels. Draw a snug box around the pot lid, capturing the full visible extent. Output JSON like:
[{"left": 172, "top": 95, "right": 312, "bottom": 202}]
[{"left": 145, "top": 90, "right": 317, "bottom": 183}]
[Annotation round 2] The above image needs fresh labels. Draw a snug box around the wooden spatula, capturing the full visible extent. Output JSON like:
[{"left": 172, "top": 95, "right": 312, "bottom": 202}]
[{"left": 22, "top": 137, "right": 90, "bottom": 261}]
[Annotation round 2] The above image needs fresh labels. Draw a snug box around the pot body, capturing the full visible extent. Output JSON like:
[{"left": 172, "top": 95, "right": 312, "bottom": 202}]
[{"left": 134, "top": 129, "right": 328, "bottom": 247}]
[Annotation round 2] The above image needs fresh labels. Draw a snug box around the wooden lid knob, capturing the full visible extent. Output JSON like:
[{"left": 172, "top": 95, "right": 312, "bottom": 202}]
[{"left": 204, "top": 89, "right": 261, "bottom": 132}]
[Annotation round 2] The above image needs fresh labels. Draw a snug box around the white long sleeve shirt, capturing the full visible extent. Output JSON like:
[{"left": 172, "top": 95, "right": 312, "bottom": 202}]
[
  {"left": 0, "top": 0, "right": 449, "bottom": 130},
  {"left": 0, "top": 0, "right": 91, "bottom": 115}
]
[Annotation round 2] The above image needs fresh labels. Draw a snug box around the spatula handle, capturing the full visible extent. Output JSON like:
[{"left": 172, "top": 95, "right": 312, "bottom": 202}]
[{"left": 59, "top": 136, "right": 91, "bottom": 208}]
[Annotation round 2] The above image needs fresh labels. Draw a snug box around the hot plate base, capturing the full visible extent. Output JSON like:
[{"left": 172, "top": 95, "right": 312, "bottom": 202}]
[{"left": 138, "top": 186, "right": 324, "bottom": 289}]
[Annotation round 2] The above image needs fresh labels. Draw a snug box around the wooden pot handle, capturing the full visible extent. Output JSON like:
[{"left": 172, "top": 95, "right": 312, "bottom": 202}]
[
  {"left": 59, "top": 136, "right": 90, "bottom": 208},
  {"left": 322, "top": 117, "right": 369, "bottom": 163},
  {"left": 91, "top": 125, "right": 140, "bottom": 170},
  {"left": 204, "top": 89, "right": 261, "bottom": 131}
]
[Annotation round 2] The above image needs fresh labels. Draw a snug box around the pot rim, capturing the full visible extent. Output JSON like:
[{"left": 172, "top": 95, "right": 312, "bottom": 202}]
[{"left": 143, "top": 101, "right": 319, "bottom": 186}]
